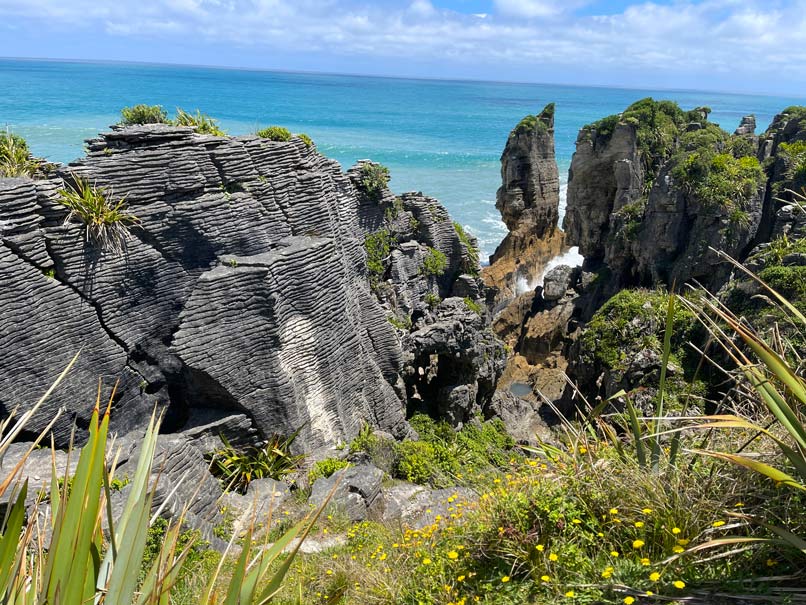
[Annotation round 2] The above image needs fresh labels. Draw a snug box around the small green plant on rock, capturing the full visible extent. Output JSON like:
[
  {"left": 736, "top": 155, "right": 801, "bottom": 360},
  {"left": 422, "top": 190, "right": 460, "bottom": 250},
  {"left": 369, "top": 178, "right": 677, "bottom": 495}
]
[
  {"left": 421, "top": 247, "right": 448, "bottom": 277},
  {"left": 174, "top": 108, "right": 226, "bottom": 136},
  {"left": 257, "top": 126, "right": 292, "bottom": 141},
  {"left": 463, "top": 297, "right": 483, "bottom": 316},
  {"left": 207, "top": 432, "right": 303, "bottom": 493},
  {"left": 297, "top": 133, "right": 314, "bottom": 147},
  {"left": 308, "top": 458, "right": 350, "bottom": 484},
  {"left": 358, "top": 163, "right": 390, "bottom": 201},
  {"left": 453, "top": 221, "right": 480, "bottom": 275},
  {"left": 0, "top": 130, "right": 39, "bottom": 177},
  {"left": 57, "top": 174, "right": 140, "bottom": 254},
  {"left": 364, "top": 229, "right": 393, "bottom": 284},
  {"left": 424, "top": 292, "right": 441, "bottom": 309},
  {"left": 119, "top": 104, "right": 169, "bottom": 125}
]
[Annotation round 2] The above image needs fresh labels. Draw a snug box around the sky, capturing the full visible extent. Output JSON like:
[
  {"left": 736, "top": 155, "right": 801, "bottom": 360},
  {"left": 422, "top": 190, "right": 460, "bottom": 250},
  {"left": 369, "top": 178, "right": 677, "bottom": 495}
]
[{"left": 0, "top": 0, "right": 804, "bottom": 95}]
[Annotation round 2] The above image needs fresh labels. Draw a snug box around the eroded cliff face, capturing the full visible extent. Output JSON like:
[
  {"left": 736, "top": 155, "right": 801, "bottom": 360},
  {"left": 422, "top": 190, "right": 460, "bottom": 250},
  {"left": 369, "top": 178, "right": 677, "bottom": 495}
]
[
  {"left": 0, "top": 125, "right": 503, "bottom": 451},
  {"left": 483, "top": 104, "right": 564, "bottom": 304}
]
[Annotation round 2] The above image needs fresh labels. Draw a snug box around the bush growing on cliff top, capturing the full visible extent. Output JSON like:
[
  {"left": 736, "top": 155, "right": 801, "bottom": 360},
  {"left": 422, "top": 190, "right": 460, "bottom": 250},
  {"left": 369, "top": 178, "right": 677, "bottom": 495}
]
[
  {"left": 671, "top": 150, "right": 764, "bottom": 212},
  {"left": 358, "top": 162, "right": 390, "bottom": 201},
  {"left": 174, "top": 107, "right": 227, "bottom": 136},
  {"left": 119, "top": 104, "right": 169, "bottom": 125},
  {"left": 512, "top": 103, "right": 554, "bottom": 136},
  {"left": 297, "top": 133, "right": 314, "bottom": 147},
  {"left": 257, "top": 125, "right": 293, "bottom": 141},
  {"left": 454, "top": 221, "right": 480, "bottom": 275},
  {"left": 0, "top": 130, "right": 38, "bottom": 177}
]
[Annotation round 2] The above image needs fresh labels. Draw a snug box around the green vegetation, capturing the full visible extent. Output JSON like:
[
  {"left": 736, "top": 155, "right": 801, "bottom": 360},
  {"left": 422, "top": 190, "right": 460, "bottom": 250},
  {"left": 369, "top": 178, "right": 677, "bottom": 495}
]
[
  {"left": 57, "top": 174, "right": 140, "bottom": 254},
  {"left": 364, "top": 229, "right": 393, "bottom": 284},
  {"left": 297, "top": 133, "right": 314, "bottom": 147},
  {"left": 358, "top": 162, "right": 391, "bottom": 201},
  {"left": 207, "top": 432, "right": 303, "bottom": 493},
  {"left": 119, "top": 104, "right": 169, "bottom": 125},
  {"left": 174, "top": 107, "right": 227, "bottom": 136},
  {"left": 463, "top": 297, "right": 483, "bottom": 316},
  {"left": 778, "top": 140, "right": 806, "bottom": 188},
  {"left": 308, "top": 458, "right": 350, "bottom": 484},
  {"left": 425, "top": 292, "right": 442, "bottom": 309},
  {"left": 671, "top": 151, "right": 764, "bottom": 212},
  {"left": 0, "top": 130, "right": 38, "bottom": 177},
  {"left": 388, "top": 314, "right": 413, "bottom": 331},
  {"left": 257, "top": 125, "right": 293, "bottom": 141},
  {"left": 453, "top": 221, "right": 480, "bottom": 275},
  {"left": 511, "top": 103, "right": 554, "bottom": 136},
  {"left": 0, "top": 358, "right": 327, "bottom": 604},
  {"left": 422, "top": 247, "right": 448, "bottom": 277}
]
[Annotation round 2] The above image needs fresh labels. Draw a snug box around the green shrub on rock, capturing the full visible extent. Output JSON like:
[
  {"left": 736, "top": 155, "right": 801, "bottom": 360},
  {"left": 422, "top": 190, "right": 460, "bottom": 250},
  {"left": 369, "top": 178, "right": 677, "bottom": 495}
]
[
  {"left": 256, "top": 125, "right": 292, "bottom": 141},
  {"left": 174, "top": 108, "right": 226, "bottom": 136},
  {"left": 0, "top": 131, "right": 38, "bottom": 177},
  {"left": 308, "top": 458, "right": 350, "bottom": 484},
  {"left": 671, "top": 151, "right": 764, "bottom": 213},
  {"left": 421, "top": 247, "right": 448, "bottom": 277},
  {"left": 358, "top": 163, "right": 391, "bottom": 201},
  {"left": 119, "top": 104, "right": 168, "bottom": 125},
  {"left": 297, "top": 133, "right": 314, "bottom": 147},
  {"left": 364, "top": 229, "right": 393, "bottom": 284}
]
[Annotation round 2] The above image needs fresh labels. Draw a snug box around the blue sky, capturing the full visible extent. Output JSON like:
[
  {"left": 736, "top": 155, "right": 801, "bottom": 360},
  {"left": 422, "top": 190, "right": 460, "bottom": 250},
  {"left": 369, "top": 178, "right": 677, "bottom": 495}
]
[{"left": 0, "top": 0, "right": 804, "bottom": 95}]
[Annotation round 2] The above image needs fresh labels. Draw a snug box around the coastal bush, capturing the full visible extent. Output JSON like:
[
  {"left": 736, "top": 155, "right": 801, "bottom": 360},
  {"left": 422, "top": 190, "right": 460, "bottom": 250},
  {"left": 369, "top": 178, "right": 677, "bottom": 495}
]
[
  {"left": 778, "top": 140, "right": 806, "bottom": 187},
  {"left": 387, "top": 313, "right": 412, "bottom": 330},
  {"left": 308, "top": 457, "right": 350, "bottom": 484},
  {"left": 174, "top": 107, "right": 226, "bottom": 135},
  {"left": 454, "top": 221, "right": 480, "bottom": 275},
  {"left": 364, "top": 228, "right": 393, "bottom": 284},
  {"left": 511, "top": 103, "right": 554, "bottom": 136},
  {"left": 422, "top": 246, "right": 448, "bottom": 276},
  {"left": 257, "top": 125, "right": 292, "bottom": 141},
  {"left": 207, "top": 431, "right": 303, "bottom": 493},
  {"left": 0, "top": 130, "right": 38, "bottom": 177},
  {"left": 425, "top": 292, "right": 441, "bottom": 309},
  {"left": 57, "top": 174, "right": 140, "bottom": 254},
  {"left": 119, "top": 103, "right": 168, "bottom": 125},
  {"left": 297, "top": 133, "right": 314, "bottom": 147},
  {"left": 671, "top": 150, "right": 764, "bottom": 212},
  {"left": 463, "top": 297, "right": 483, "bottom": 316},
  {"left": 358, "top": 162, "right": 390, "bottom": 201}
]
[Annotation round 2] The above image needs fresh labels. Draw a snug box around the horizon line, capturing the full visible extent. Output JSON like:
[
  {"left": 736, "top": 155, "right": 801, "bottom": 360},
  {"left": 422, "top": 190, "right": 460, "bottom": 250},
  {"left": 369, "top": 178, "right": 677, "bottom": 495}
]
[{"left": 2, "top": 55, "right": 803, "bottom": 101}]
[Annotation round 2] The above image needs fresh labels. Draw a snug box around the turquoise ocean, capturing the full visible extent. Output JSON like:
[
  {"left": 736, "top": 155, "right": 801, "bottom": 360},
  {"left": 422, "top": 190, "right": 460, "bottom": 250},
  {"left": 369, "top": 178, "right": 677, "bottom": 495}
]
[{"left": 2, "top": 59, "right": 804, "bottom": 260}]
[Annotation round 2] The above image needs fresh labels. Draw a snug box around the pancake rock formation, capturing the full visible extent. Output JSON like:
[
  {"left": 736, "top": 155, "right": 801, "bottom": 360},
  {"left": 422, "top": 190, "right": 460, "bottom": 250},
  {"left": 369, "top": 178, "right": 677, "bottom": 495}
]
[{"left": 0, "top": 124, "right": 504, "bottom": 451}]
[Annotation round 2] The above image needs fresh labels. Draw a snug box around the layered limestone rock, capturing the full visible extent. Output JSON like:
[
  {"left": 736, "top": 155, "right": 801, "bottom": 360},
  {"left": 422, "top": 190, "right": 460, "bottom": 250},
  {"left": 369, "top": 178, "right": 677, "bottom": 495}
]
[
  {"left": 484, "top": 104, "right": 564, "bottom": 305},
  {"left": 0, "top": 124, "right": 503, "bottom": 450},
  {"left": 564, "top": 99, "right": 767, "bottom": 297}
]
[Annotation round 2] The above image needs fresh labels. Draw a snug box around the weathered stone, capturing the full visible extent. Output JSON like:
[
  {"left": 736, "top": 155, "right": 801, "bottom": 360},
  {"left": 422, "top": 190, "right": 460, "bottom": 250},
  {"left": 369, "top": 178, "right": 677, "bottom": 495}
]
[
  {"left": 542, "top": 264, "right": 574, "bottom": 301},
  {"left": 309, "top": 464, "right": 384, "bottom": 522}
]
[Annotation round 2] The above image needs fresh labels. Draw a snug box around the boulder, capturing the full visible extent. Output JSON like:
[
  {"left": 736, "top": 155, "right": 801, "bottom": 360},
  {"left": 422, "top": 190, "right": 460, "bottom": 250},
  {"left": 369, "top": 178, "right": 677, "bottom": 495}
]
[{"left": 309, "top": 464, "right": 384, "bottom": 523}]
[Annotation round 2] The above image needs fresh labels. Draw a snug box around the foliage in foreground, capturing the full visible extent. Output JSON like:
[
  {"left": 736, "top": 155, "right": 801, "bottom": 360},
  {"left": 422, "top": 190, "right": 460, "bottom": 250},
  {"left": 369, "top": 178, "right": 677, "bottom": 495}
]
[
  {"left": 57, "top": 174, "right": 140, "bottom": 254},
  {"left": 208, "top": 431, "right": 304, "bottom": 493},
  {"left": 0, "top": 130, "right": 38, "bottom": 177},
  {"left": 0, "top": 357, "right": 331, "bottom": 604}
]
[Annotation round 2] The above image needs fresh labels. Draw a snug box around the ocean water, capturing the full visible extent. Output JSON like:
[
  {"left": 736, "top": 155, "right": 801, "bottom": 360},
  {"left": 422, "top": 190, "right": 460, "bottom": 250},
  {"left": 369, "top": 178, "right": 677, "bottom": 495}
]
[{"left": 1, "top": 59, "right": 804, "bottom": 260}]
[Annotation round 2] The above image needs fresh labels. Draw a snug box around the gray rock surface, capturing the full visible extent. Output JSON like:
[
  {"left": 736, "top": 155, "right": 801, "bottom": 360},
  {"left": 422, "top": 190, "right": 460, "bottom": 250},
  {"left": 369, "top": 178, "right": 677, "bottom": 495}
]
[
  {"left": 0, "top": 124, "right": 503, "bottom": 450},
  {"left": 309, "top": 464, "right": 384, "bottom": 522}
]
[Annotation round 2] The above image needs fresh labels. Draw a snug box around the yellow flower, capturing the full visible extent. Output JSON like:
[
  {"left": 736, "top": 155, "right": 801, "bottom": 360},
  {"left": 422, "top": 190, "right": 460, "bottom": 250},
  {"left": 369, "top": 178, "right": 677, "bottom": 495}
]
[
  {"left": 646, "top": 591, "right": 654, "bottom": 596},
  {"left": 572, "top": 518, "right": 582, "bottom": 525},
  {"left": 549, "top": 553, "right": 559, "bottom": 561},
  {"left": 578, "top": 446, "right": 587, "bottom": 454},
  {"left": 565, "top": 591, "right": 576, "bottom": 598},
  {"left": 326, "top": 569, "right": 333, "bottom": 576},
  {"left": 541, "top": 575, "right": 550, "bottom": 582},
  {"left": 632, "top": 539, "right": 645, "bottom": 549},
  {"left": 649, "top": 572, "right": 660, "bottom": 582},
  {"left": 671, "top": 527, "right": 681, "bottom": 534},
  {"left": 624, "top": 597, "right": 635, "bottom": 604},
  {"left": 641, "top": 508, "right": 652, "bottom": 514},
  {"left": 677, "top": 538, "right": 690, "bottom": 546},
  {"left": 601, "top": 567, "right": 614, "bottom": 579},
  {"left": 767, "top": 559, "right": 778, "bottom": 567},
  {"left": 673, "top": 545, "right": 684, "bottom": 554},
  {"left": 640, "top": 557, "right": 650, "bottom": 566},
  {"left": 634, "top": 521, "right": 644, "bottom": 528},
  {"left": 457, "top": 575, "right": 466, "bottom": 582},
  {"left": 501, "top": 576, "right": 510, "bottom": 583},
  {"left": 712, "top": 521, "right": 726, "bottom": 528},
  {"left": 447, "top": 551, "right": 459, "bottom": 560},
  {"left": 609, "top": 508, "right": 619, "bottom": 515},
  {"left": 536, "top": 544, "right": 545, "bottom": 551},
  {"left": 673, "top": 580, "right": 686, "bottom": 589},
  {"left": 422, "top": 558, "right": 432, "bottom": 565},
  {"left": 610, "top": 551, "right": 620, "bottom": 557}
]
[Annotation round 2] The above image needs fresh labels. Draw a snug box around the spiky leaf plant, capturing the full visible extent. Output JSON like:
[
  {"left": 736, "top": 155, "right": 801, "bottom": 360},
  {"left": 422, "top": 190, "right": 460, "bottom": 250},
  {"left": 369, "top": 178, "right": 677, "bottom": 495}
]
[
  {"left": 0, "top": 130, "right": 38, "bottom": 177},
  {"left": 57, "top": 174, "right": 140, "bottom": 254}
]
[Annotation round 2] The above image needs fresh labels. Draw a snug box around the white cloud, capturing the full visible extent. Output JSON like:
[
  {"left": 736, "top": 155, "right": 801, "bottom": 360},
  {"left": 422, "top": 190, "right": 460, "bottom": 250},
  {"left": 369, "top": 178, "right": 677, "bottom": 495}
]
[{"left": 0, "top": 0, "right": 804, "bottom": 92}]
